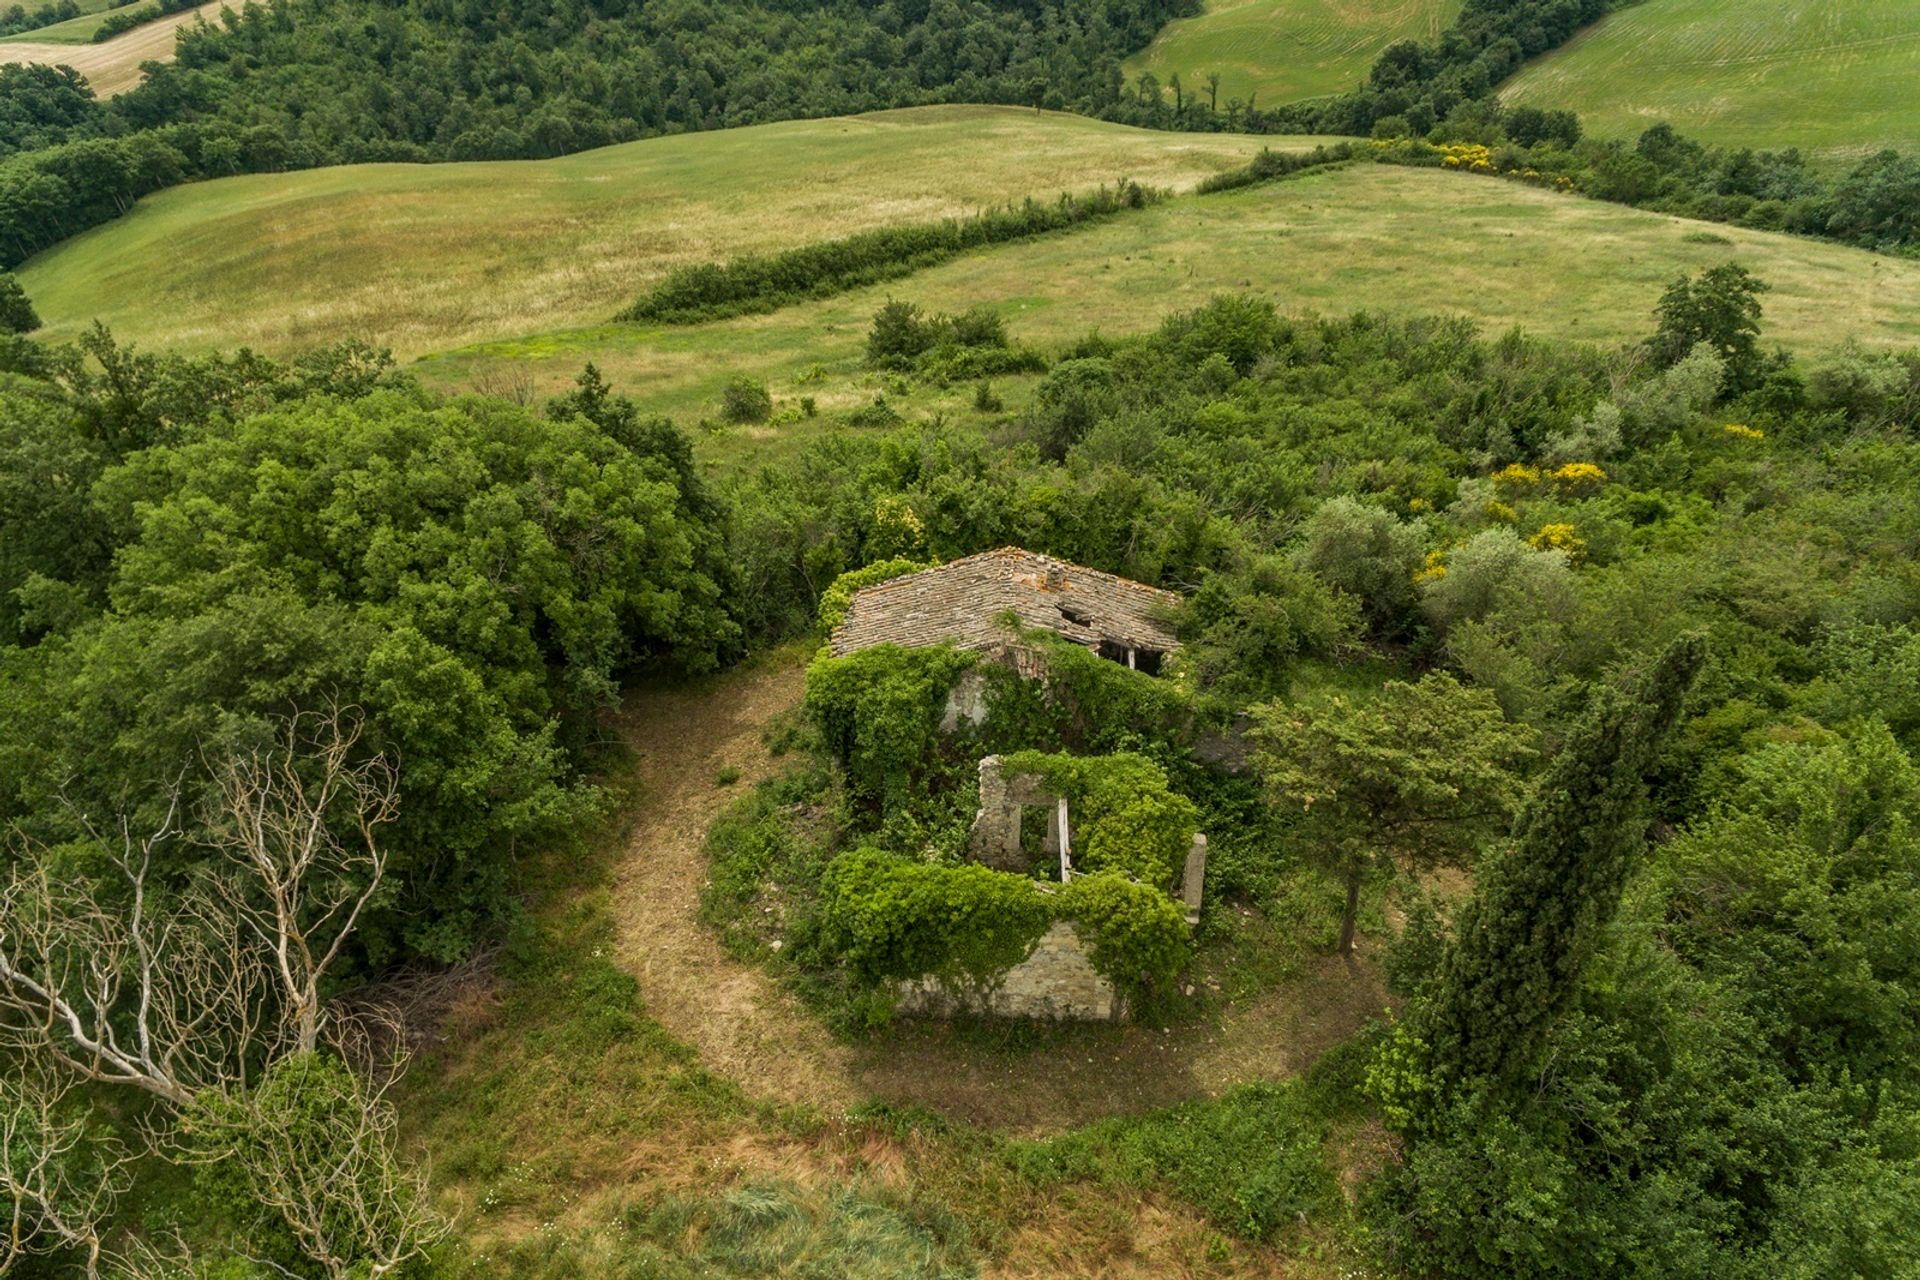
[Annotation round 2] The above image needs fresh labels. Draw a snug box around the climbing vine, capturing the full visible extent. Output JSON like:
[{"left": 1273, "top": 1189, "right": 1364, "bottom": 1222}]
[
  {"left": 998, "top": 750, "right": 1198, "bottom": 886},
  {"left": 817, "top": 847, "right": 1052, "bottom": 983},
  {"left": 1058, "top": 871, "right": 1193, "bottom": 990},
  {"left": 803, "top": 644, "right": 979, "bottom": 806}
]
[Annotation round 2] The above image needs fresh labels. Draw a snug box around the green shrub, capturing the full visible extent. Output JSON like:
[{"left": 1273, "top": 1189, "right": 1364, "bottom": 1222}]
[{"left": 720, "top": 375, "right": 773, "bottom": 423}]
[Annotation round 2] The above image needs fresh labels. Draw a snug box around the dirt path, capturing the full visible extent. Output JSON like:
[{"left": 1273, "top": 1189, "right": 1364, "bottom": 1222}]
[
  {"left": 608, "top": 655, "right": 862, "bottom": 1114},
  {"left": 0, "top": 0, "right": 231, "bottom": 96},
  {"left": 607, "top": 652, "right": 1387, "bottom": 1135}
]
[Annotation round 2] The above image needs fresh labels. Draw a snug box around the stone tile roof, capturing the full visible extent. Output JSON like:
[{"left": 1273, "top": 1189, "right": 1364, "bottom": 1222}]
[{"left": 829, "top": 547, "right": 1182, "bottom": 658}]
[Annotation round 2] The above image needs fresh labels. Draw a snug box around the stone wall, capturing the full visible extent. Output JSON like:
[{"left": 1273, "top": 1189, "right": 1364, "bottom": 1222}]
[{"left": 894, "top": 921, "right": 1125, "bottom": 1022}]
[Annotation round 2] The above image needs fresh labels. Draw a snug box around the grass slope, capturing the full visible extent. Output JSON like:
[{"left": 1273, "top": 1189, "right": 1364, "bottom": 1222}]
[
  {"left": 1126, "top": 0, "right": 1458, "bottom": 107},
  {"left": 19, "top": 106, "right": 1285, "bottom": 357},
  {"left": 1502, "top": 0, "right": 1920, "bottom": 166},
  {"left": 0, "top": 0, "right": 228, "bottom": 93},
  {"left": 0, "top": 0, "right": 130, "bottom": 42},
  {"left": 416, "top": 163, "right": 1920, "bottom": 430}
]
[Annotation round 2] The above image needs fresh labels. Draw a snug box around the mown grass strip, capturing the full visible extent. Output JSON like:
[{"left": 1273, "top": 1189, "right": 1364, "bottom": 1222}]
[{"left": 617, "top": 180, "right": 1165, "bottom": 326}]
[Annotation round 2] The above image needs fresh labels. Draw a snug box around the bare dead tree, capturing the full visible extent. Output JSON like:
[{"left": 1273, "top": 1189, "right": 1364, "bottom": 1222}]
[
  {"left": 0, "top": 798, "right": 269, "bottom": 1106},
  {"left": 169, "top": 1042, "right": 445, "bottom": 1280},
  {"left": 203, "top": 704, "right": 399, "bottom": 1057},
  {"left": 0, "top": 1060, "right": 135, "bottom": 1280}
]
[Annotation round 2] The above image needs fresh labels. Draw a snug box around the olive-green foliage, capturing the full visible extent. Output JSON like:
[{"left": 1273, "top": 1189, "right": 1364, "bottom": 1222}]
[
  {"left": 1420, "top": 526, "right": 1579, "bottom": 637},
  {"left": 1172, "top": 552, "right": 1361, "bottom": 706},
  {"left": 802, "top": 644, "right": 980, "bottom": 808},
  {"left": 1056, "top": 870, "right": 1191, "bottom": 989},
  {"left": 0, "top": 352, "right": 739, "bottom": 963},
  {"left": 1293, "top": 496, "right": 1427, "bottom": 635},
  {"left": 1014, "top": 1081, "right": 1338, "bottom": 1242},
  {"left": 997, "top": 750, "right": 1197, "bottom": 886},
  {"left": 817, "top": 847, "right": 1051, "bottom": 984},
  {"left": 1415, "top": 635, "right": 1705, "bottom": 1100},
  {"left": 816, "top": 558, "right": 933, "bottom": 633}
]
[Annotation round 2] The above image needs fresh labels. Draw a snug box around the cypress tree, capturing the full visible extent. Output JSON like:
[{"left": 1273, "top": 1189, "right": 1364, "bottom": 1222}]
[{"left": 1415, "top": 634, "right": 1705, "bottom": 1097}]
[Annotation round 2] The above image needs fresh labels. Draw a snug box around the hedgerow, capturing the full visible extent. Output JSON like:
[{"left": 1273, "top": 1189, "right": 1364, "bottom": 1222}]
[
  {"left": 1192, "top": 143, "right": 1359, "bottom": 195},
  {"left": 618, "top": 183, "right": 1161, "bottom": 324}
]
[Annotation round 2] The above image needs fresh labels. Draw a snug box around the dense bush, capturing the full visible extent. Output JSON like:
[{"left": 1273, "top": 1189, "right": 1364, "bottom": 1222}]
[{"left": 622, "top": 183, "right": 1158, "bottom": 324}]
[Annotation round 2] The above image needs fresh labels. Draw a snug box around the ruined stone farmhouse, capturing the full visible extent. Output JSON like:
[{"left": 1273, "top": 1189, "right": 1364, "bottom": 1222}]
[{"left": 831, "top": 549, "right": 1204, "bottom": 1022}]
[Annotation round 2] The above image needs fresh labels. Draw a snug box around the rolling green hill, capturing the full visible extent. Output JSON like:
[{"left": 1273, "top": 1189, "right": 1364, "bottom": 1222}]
[
  {"left": 1502, "top": 0, "right": 1920, "bottom": 166},
  {"left": 1125, "top": 0, "right": 1458, "bottom": 107},
  {"left": 17, "top": 107, "right": 1288, "bottom": 357}
]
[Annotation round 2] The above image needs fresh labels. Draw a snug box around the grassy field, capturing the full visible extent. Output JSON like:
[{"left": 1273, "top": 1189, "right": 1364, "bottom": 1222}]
[
  {"left": 413, "top": 163, "right": 1920, "bottom": 439},
  {"left": 18, "top": 107, "right": 1289, "bottom": 358},
  {"left": 1502, "top": 0, "right": 1920, "bottom": 166},
  {"left": 0, "top": 0, "right": 132, "bottom": 42},
  {"left": 1125, "top": 0, "right": 1457, "bottom": 107},
  {"left": 0, "top": 0, "right": 229, "bottom": 93}
]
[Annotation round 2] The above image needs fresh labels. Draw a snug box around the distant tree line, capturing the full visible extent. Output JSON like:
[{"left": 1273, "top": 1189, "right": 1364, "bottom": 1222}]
[
  {"left": 0, "top": 0, "right": 80, "bottom": 37},
  {"left": 0, "top": 0, "right": 1192, "bottom": 266},
  {"left": 88, "top": 0, "right": 201, "bottom": 42}
]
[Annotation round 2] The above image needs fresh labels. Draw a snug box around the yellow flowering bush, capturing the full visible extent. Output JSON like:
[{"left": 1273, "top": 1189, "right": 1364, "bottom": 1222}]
[
  {"left": 1492, "top": 463, "right": 1541, "bottom": 496},
  {"left": 1414, "top": 547, "right": 1449, "bottom": 585},
  {"left": 1483, "top": 500, "right": 1518, "bottom": 524},
  {"left": 1549, "top": 462, "right": 1608, "bottom": 497},
  {"left": 1530, "top": 522, "right": 1586, "bottom": 563},
  {"left": 1723, "top": 423, "right": 1765, "bottom": 441}
]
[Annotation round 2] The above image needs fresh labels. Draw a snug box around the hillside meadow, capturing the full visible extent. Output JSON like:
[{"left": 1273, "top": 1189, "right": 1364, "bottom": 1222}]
[
  {"left": 0, "top": 0, "right": 229, "bottom": 93},
  {"left": 1125, "top": 0, "right": 1457, "bottom": 107},
  {"left": 1501, "top": 0, "right": 1920, "bottom": 166},
  {"left": 17, "top": 106, "right": 1289, "bottom": 356},
  {"left": 415, "top": 162, "right": 1920, "bottom": 429}
]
